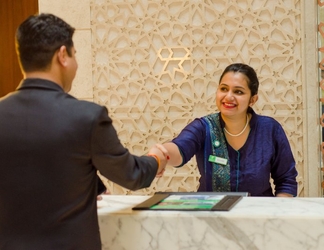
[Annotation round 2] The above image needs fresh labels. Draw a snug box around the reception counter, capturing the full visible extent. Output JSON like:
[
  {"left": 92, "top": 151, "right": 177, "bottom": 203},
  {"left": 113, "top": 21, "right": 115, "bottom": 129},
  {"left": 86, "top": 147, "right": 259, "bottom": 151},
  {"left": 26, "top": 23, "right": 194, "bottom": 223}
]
[{"left": 97, "top": 195, "right": 324, "bottom": 250}]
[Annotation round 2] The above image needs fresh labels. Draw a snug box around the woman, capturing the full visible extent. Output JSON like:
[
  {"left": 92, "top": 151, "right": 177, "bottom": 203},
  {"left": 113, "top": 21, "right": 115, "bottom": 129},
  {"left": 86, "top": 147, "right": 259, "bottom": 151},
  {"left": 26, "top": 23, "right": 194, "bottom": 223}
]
[{"left": 161, "top": 63, "right": 298, "bottom": 197}]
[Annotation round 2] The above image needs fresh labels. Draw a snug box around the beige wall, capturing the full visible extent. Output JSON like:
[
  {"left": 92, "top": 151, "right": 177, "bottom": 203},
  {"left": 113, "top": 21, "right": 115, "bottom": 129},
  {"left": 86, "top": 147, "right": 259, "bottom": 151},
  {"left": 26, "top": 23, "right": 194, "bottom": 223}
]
[
  {"left": 39, "top": 0, "right": 321, "bottom": 197},
  {"left": 38, "top": 0, "right": 94, "bottom": 101}
]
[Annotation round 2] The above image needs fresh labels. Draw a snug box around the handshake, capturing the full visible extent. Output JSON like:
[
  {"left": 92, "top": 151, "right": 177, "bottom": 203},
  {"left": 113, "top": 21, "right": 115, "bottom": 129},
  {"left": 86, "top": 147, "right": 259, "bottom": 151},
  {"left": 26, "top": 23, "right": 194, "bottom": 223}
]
[{"left": 147, "top": 143, "right": 170, "bottom": 177}]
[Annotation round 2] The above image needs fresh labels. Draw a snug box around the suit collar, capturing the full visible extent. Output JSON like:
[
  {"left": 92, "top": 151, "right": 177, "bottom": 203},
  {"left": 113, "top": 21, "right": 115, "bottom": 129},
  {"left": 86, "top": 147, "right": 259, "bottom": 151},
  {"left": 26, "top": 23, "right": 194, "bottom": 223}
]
[{"left": 17, "top": 78, "right": 65, "bottom": 92}]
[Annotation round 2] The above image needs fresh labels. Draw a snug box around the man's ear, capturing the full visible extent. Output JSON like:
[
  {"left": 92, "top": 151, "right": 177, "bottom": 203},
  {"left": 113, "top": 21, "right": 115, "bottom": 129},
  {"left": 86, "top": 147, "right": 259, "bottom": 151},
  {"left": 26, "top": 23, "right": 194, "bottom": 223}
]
[
  {"left": 56, "top": 45, "right": 68, "bottom": 67},
  {"left": 249, "top": 94, "right": 258, "bottom": 107}
]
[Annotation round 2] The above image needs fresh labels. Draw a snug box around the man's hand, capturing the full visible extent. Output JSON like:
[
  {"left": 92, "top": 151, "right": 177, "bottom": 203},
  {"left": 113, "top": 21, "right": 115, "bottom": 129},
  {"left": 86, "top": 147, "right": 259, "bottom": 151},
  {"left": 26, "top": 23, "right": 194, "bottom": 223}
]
[
  {"left": 148, "top": 144, "right": 169, "bottom": 177},
  {"left": 97, "top": 190, "right": 110, "bottom": 200}
]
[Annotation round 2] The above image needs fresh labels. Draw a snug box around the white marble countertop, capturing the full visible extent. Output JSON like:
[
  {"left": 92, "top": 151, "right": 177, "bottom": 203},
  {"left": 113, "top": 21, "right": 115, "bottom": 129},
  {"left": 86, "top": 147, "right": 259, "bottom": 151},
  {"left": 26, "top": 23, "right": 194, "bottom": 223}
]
[
  {"left": 98, "top": 195, "right": 324, "bottom": 217},
  {"left": 97, "top": 195, "right": 324, "bottom": 250}
]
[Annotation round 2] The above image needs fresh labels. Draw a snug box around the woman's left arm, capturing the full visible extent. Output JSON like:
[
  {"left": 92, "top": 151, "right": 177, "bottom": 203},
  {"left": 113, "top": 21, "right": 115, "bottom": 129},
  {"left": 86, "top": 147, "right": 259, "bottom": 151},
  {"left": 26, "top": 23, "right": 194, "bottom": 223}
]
[
  {"left": 276, "top": 192, "right": 293, "bottom": 197},
  {"left": 271, "top": 124, "right": 298, "bottom": 197}
]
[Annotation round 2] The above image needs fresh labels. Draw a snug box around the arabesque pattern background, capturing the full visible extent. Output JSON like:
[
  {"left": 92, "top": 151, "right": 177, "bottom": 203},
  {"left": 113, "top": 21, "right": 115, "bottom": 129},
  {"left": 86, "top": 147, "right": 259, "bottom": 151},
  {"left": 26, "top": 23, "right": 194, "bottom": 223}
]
[{"left": 90, "top": 0, "right": 304, "bottom": 195}]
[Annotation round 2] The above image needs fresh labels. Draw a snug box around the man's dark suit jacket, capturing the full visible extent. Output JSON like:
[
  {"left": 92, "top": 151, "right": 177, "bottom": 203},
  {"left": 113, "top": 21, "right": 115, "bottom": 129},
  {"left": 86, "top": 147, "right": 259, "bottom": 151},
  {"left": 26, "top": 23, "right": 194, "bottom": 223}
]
[{"left": 0, "top": 78, "right": 158, "bottom": 249}]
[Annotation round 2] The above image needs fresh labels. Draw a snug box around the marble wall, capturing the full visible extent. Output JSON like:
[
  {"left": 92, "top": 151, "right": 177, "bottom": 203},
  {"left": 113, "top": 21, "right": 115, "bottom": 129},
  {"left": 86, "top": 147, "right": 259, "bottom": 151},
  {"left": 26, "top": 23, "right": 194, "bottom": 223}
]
[{"left": 39, "top": 0, "right": 321, "bottom": 197}]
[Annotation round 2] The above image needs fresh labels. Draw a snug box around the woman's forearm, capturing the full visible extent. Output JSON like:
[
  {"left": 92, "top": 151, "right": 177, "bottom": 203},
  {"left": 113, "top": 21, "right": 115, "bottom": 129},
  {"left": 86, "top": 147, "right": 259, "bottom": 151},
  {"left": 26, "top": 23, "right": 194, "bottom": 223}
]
[{"left": 162, "top": 142, "right": 183, "bottom": 167}]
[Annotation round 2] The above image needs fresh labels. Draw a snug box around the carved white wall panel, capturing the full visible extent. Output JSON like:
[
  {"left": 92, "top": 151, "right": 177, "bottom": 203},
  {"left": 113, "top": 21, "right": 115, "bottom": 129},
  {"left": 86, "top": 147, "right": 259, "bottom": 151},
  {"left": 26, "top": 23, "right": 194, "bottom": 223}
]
[{"left": 91, "top": 0, "right": 304, "bottom": 195}]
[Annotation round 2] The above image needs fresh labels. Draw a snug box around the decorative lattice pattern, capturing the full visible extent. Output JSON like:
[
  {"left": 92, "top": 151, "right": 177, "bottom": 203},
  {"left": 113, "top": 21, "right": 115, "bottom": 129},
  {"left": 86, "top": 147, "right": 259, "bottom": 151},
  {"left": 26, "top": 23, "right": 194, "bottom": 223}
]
[
  {"left": 91, "top": 0, "right": 303, "bottom": 196},
  {"left": 319, "top": 1, "right": 324, "bottom": 192}
]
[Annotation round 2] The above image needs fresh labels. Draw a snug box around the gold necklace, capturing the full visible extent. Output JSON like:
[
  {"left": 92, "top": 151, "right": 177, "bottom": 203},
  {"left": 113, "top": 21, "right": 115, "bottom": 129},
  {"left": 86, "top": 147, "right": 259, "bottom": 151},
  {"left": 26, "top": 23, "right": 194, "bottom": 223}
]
[{"left": 223, "top": 115, "right": 249, "bottom": 137}]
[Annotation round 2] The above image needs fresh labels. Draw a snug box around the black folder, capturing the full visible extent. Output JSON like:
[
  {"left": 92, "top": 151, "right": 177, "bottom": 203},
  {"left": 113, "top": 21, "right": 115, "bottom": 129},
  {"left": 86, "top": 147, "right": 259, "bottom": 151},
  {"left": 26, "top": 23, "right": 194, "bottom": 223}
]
[{"left": 132, "top": 192, "right": 247, "bottom": 211}]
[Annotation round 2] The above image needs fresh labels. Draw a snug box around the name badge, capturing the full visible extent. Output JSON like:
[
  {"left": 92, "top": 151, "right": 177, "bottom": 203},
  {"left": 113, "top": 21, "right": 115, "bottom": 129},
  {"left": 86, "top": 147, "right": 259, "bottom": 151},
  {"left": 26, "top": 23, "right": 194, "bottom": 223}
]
[{"left": 208, "top": 155, "right": 228, "bottom": 166}]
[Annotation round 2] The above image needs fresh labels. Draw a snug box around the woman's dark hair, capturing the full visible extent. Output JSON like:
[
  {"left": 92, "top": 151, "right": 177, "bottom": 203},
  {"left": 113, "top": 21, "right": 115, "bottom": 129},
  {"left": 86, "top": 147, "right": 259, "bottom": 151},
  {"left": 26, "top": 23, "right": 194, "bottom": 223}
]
[
  {"left": 15, "top": 13, "right": 75, "bottom": 72},
  {"left": 219, "top": 63, "right": 259, "bottom": 96}
]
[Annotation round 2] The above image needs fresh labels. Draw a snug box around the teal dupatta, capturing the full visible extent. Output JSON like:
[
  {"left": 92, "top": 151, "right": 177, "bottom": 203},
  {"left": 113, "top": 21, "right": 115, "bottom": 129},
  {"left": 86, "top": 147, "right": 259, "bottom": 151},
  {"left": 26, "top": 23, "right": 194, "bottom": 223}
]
[{"left": 203, "top": 113, "right": 231, "bottom": 192}]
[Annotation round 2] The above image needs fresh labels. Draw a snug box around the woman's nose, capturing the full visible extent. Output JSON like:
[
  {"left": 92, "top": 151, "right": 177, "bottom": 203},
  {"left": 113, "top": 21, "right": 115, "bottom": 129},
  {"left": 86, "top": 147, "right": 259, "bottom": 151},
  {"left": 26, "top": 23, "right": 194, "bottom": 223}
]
[{"left": 225, "top": 91, "right": 234, "bottom": 100}]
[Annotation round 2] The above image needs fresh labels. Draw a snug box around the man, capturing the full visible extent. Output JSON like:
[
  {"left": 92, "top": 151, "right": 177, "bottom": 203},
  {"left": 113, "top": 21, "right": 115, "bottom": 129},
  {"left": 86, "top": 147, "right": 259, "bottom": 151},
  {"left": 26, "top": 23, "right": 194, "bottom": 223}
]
[{"left": 0, "top": 13, "right": 167, "bottom": 249}]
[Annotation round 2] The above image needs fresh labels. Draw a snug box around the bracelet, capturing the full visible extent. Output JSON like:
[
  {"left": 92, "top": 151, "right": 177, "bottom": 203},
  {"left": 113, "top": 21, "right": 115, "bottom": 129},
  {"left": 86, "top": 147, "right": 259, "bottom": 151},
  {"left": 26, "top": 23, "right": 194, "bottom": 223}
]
[{"left": 147, "top": 153, "right": 160, "bottom": 168}]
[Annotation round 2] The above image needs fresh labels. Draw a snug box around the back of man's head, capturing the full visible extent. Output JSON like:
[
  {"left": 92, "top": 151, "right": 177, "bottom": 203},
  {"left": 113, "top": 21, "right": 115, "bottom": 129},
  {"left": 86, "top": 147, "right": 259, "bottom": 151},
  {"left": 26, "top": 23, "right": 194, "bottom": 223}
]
[{"left": 15, "top": 13, "right": 75, "bottom": 73}]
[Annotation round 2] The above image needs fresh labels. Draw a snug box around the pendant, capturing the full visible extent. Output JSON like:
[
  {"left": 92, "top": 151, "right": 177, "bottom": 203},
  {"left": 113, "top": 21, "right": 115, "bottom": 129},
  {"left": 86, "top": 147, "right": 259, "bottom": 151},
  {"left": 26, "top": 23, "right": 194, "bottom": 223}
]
[{"left": 214, "top": 140, "right": 220, "bottom": 147}]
